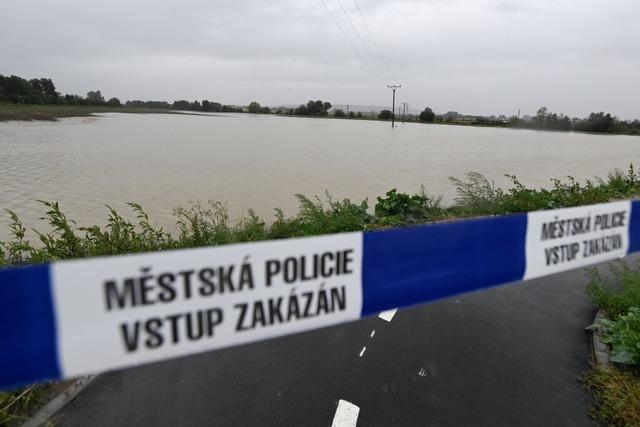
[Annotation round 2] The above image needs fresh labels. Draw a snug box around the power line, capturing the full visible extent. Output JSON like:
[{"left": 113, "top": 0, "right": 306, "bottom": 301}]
[
  {"left": 352, "top": 0, "right": 396, "bottom": 80},
  {"left": 335, "top": 0, "right": 390, "bottom": 82},
  {"left": 319, "top": 0, "right": 384, "bottom": 82}
]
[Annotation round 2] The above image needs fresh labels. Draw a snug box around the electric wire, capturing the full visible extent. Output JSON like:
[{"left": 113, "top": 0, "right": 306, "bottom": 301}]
[
  {"left": 319, "top": 0, "right": 384, "bottom": 82},
  {"left": 352, "top": 0, "right": 396, "bottom": 80},
  {"left": 335, "top": 0, "right": 391, "bottom": 82}
]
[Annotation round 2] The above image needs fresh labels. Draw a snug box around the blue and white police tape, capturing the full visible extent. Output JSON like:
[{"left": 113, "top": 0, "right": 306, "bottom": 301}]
[{"left": 1, "top": 200, "right": 639, "bottom": 390}]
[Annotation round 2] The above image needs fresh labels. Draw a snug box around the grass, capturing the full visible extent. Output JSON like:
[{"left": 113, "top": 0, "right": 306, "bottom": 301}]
[
  {"left": 1, "top": 165, "right": 640, "bottom": 424},
  {"left": 0, "top": 385, "right": 42, "bottom": 426},
  {"left": 0, "top": 104, "right": 193, "bottom": 122},
  {"left": 582, "top": 366, "right": 640, "bottom": 426}
]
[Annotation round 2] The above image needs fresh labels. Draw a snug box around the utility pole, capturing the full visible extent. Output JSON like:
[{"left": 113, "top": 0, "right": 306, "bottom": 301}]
[
  {"left": 402, "top": 102, "right": 407, "bottom": 124},
  {"left": 387, "top": 84, "right": 401, "bottom": 128}
]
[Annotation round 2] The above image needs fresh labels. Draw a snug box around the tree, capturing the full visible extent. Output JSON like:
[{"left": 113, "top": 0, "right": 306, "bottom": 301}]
[
  {"left": 86, "top": 90, "right": 105, "bottom": 105},
  {"left": 172, "top": 100, "right": 191, "bottom": 110},
  {"left": 348, "top": 111, "right": 356, "bottom": 118},
  {"left": 294, "top": 104, "right": 308, "bottom": 115},
  {"left": 419, "top": 107, "right": 436, "bottom": 122},
  {"left": 248, "top": 101, "right": 262, "bottom": 114},
  {"left": 106, "top": 97, "right": 121, "bottom": 107},
  {"left": 558, "top": 115, "right": 571, "bottom": 131},
  {"left": 534, "top": 106, "right": 548, "bottom": 129},
  {"left": 379, "top": 109, "right": 392, "bottom": 120},
  {"left": 30, "top": 78, "right": 60, "bottom": 103},
  {"left": 333, "top": 109, "right": 346, "bottom": 118},
  {"left": 584, "top": 112, "right": 616, "bottom": 133},
  {"left": 302, "top": 100, "right": 332, "bottom": 116}
]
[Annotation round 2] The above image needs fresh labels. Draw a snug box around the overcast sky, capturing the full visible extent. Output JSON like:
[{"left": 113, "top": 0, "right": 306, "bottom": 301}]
[{"left": 1, "top": 0, "right": 639, "bottom": 118}]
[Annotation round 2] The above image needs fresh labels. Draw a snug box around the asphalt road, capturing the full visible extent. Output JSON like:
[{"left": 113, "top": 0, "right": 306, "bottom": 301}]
[{"left": 56, "top": 263, "right": 608, "bottom": 426}]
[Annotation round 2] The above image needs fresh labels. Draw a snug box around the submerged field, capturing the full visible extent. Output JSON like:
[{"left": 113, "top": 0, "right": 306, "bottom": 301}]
[{"left": 0, "top": 104, "right": 190, "bottom": 121}]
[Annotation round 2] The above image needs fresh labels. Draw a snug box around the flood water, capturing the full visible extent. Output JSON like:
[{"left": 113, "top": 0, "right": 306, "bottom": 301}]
[{"left": 1, "top": 112, "right": 639, "bottom": 240}]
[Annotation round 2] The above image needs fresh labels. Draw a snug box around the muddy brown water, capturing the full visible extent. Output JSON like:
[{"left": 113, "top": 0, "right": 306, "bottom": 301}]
[{"left": 1, "top": 112, "right": 638, "bottom": 240}]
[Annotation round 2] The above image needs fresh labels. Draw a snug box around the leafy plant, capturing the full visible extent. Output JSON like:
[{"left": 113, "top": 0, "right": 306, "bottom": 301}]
[
  {"left": 589, "top": 307, "right": 640, "bottom": 364},
  {"left": 374, "top": 188, "right": 442, "bottom": 225}
]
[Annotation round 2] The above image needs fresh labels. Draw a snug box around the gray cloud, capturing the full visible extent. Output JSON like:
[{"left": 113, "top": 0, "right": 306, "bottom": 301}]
[{"left": 1, "top": 0, "right": 639, "bottom": 118}]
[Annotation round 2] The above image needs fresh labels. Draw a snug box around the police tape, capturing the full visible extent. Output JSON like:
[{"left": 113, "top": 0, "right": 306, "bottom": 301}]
[{"left": 1, "top": 200, "right": 639, "bottom": 390}]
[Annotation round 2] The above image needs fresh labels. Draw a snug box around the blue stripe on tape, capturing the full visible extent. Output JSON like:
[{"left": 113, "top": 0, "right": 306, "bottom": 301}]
[
  {"left": 361, "top": 213, "right": 528, "bottom": 316},
  {"left": 0, "top": 264, "right": 60, "bottom": 389},
  {"left": 630, "top": 200, "right": 640, "bottom": 254}
]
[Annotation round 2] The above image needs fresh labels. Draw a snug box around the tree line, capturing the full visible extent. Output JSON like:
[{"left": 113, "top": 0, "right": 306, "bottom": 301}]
[
  {"left": 0, "top": 74, "right": 121, "bottom": 106},
  {"left": 510, "top": 107, "right": 640, "bottom": 134},
  {"left": 390, "top": 105, "right": 640, "bottom": 135},
  {"left": 0, "top": 74, "right": 245, "bottom": 112},
  {"left": 2, "top": 74, "right": 639, "bottom": 135}
]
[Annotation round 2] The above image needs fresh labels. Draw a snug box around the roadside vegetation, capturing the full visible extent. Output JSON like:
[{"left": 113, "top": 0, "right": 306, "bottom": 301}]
[
  {"left": 585, "top": 261, "right": 640, "bottom": 425},
  {"left": 2, "top": 165, "right": 639, "bottom": 266},
  {"left": 1, "top": 165, "right": 639, "bottom": 424}
]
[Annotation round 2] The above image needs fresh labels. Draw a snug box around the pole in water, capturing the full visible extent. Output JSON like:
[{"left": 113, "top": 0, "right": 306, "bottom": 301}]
[{"left": 387, "top": 84, "right": 401, "bottom": 128}]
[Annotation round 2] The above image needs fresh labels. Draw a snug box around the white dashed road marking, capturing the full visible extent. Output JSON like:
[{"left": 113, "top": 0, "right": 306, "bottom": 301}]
[
  {"left": 370, "top": 330, "right": 375, "bottom": 338},
  {"left": 332, "top": 399, "right": 360, "bottom": 427},
  {"left": 359, "top": 346, "right": 366, "bottom": 357},
  {"left": 378, "top": 308, "right": 398, "bottom": 322}
]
